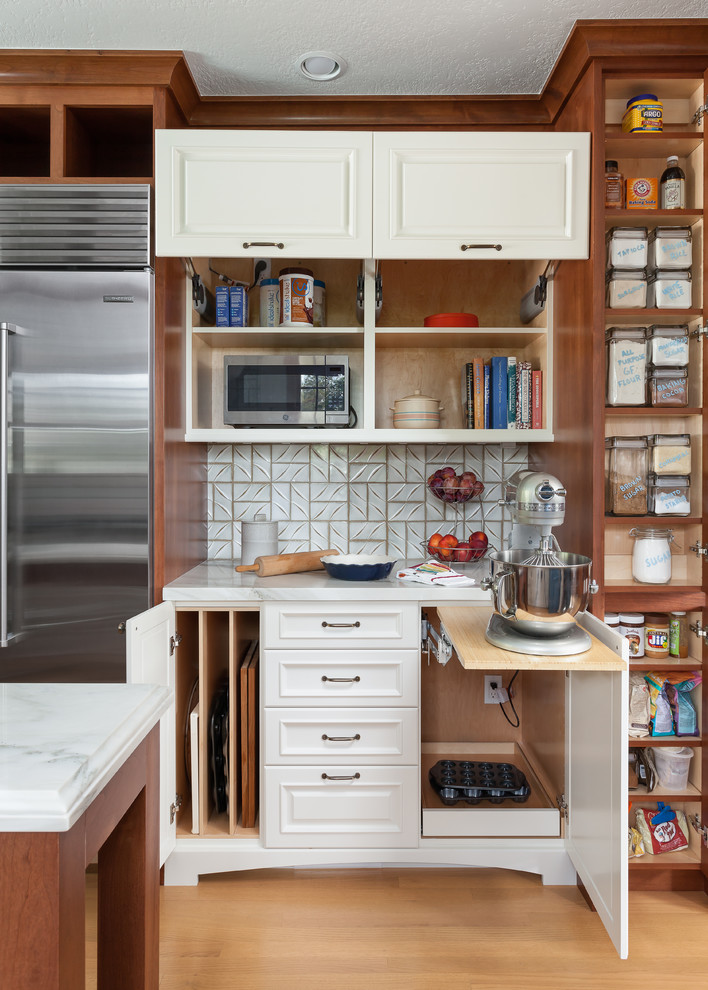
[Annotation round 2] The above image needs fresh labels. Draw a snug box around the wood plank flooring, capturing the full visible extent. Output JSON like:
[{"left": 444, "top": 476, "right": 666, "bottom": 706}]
[{"left": 86, "top": 867, "right": 708, "bottom": 989}]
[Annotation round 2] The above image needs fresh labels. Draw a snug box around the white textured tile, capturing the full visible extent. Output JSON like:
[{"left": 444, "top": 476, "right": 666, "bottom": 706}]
[
  {"left": 349, "top": 461, "right": 386, "bottom": 483},
  {"left": 310, "top": 482, "right": 347, "bottom": 502},
  {"left": 367, "top": 483, "right": 387, "bottom": 520},
  {"left": 406, "top": 446, "right": 427, "bottom": 481},
  {"left": 290, "top": 483, "right": 310, "bottom": 521},
  {"left": 386, "top": 447, "right": 406, "bottom": 482},
  {"left": 270, "top": 483, "right": 291, "bottom": 521},
  {"left": 208, "top": 540, "right": 232, "bottom": 559},
  {"left": 310, "top": 520, "right": 330, "bottom": 549},
  {"left": 349, "top": 520, "right": 387, "bottom": 542},
  {"left": 350, "top": 444, "right": 386, "bottom": 463},
  {"left": 280, "top": 521, "right": 310, "bottom": 544},
  {"left": 386, "top": 523, "right": 408, "bottom": 558},
  {"left": 213, "top": 483, "right": 234, "bottom": 521},
  {"left": 207, "top": 450, "right": 232, "bottom": 483},
  {"left": 426, "top": 443, "right": 461, "bottom": 466},
  {"left": 484, "top": 446, "right": 504, "bottom": 481},
  {"left": 310, "top": 445, "right": 329, "bottom": 483},
  {"left": 329, "top": 445, "right": 348, "bottom": 482},
  {"left": 425, "top": 498, "right": 445, "bottom": 521},
  {"left": 329, "top": 520, "right": 349, "bottom": 552},
  {"left": 405, "top": 521, "right": 426, "bottom": 553},
  {"left": 272, "top": 460, "right": 310, "bottom": 482},
  {"left": 208, "top": 521, "right": 233, "bottom": 543},
  {"left": 280, "top": 538, "right": 311, "bottom": 554},
  {"left": 388, "top": 500, "right": 426, "bottom": 522},
  {"left": 463, "top": 446, "right": 485, "bottom": 478},
  {"left": 232, "top": 446, "right": 252, "bottom": 483},
  {"left": 348, "top": 484, "right": 368, "bottom": 521},
  {"left": 349, "top": 539, "right": 388, "bottom": 556},
  {"left": 252, "top": 446, "right": 272, "bottom": 481},
  {"left": 310, "top": 501, "right": 348, "bottom": 521},
  {"left": 485, "top": 520, "right": 504, "bottom": 551},
  {"left": 272, "top": 443, "right": 309, "bottom": 464}
]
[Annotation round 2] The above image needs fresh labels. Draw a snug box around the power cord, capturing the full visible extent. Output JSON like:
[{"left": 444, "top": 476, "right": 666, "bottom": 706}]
[{"left": 494, "top": 670, "right": 520, "bottom": 728}]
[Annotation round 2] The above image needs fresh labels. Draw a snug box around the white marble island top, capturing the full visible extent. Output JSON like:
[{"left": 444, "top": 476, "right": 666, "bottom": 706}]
[
  {"left": 0, "top": 682, "right": 170, "bottom": 832},
  {"left": 163, "top": 559, "right": 494, "bottom": 604}
]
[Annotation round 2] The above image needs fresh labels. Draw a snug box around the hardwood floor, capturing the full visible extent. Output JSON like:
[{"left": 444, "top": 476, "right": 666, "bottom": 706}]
[{"left": 86, "top": 867, "right": 707, "bottom": 989}]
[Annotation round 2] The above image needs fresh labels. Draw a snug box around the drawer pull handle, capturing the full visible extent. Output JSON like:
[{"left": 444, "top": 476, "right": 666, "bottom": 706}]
[
  {"left": 321, "top": 675, "right": 361, "bottom": 683},
  {"left": 242, "top": 240, "right": 285, "bottom": 249},
  {"left": 322, "top": 733, "right": 361, "bottom": 742},
  {"left": 460, "top": 243, "right": 502, "bottom": 252},
  {"left": 321, "top": 772, "right": 361, "bottom": 781},
  {"left": 321, "top": 620, "right": 361, "bottom": 628}
]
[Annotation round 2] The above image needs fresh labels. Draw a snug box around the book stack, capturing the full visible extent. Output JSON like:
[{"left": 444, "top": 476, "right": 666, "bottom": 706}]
[{"left": 462, "top": 357, "right": 542, "bottom": 430}]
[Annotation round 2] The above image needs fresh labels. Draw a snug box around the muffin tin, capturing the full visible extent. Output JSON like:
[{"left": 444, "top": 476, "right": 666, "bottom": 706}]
[{"left": 429, "top": 759, "right": 531, "bottom": 805}]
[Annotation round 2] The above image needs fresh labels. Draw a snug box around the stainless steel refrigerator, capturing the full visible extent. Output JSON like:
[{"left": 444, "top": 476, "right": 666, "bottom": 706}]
[{"left": 0, "top": 185, "right": 152, "bottom": 681}]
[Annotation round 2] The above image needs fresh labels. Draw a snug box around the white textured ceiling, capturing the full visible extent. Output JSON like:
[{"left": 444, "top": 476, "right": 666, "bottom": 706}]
[{"left": 1, "top": 0, "right": 707, "bottom": 97}]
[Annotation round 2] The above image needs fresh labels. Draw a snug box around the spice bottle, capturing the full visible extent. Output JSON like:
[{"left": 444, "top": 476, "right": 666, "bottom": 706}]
[
  {"left": 644, "top": 613, "right": 670, "bottom": 659},
  {"left": 669, "top": 611, "right": 689, "bottom": 659},
  {"left": 605, "top": 160, "right": 625, "bottom": 209},
  {"left": 660, "top": 156, "right": 686, "bottom": 209},
  {"left": 618, "top": 613, "right": 645, "bottom": 658}
]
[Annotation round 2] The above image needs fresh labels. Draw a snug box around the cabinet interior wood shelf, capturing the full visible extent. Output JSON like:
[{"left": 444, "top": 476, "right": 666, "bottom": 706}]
[
  {"left": 630, "top": 737, "right": 703, "bottom": 748},
  {"left": 185, "top": 257, "right": 554, "bottom": 443}
]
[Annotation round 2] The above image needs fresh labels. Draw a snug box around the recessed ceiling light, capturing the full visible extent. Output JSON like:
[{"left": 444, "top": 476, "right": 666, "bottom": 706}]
[{"left": 298, "top": 51, "right": 345, "bottom": 81}]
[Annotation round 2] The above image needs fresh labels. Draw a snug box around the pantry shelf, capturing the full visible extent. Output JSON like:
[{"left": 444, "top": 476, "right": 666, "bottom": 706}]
[
  {"left": 629, "top": 737, "right": 703, "bottom": 748},
  {"left": 605, "top": 516, "right": 702, "bottom": 525},
  {"left": 628, "top": 848, "right": 701, "bottom": 870},
  {"left": 603, "top": 208, "right": 703, "bottom": 225},
  {"left": 604, "top": 130, "right": 704, "bottom": 157},
  {"left": 604, "top": 408, "right": 703, "bottom": 417},
  {"left": 605, "top": 309, "right": 703, "bottom": 321}
]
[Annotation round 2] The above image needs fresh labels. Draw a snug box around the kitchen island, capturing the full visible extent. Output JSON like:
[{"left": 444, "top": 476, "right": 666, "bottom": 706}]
[{"left": 0, "top": 682, "right": 170, "bottom": 990}]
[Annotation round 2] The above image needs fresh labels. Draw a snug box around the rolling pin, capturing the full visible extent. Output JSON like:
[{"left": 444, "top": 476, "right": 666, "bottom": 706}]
[{"left": 236, "top": 549, "right": 338, "bottom": 576}]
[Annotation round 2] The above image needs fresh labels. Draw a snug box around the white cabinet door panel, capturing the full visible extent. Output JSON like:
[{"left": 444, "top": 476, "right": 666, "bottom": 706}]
[
  {"left": 263, "top": 601, "right": 419, "bottom": 649},
  {"left": 373, "top": 132, "right": 590, "bottom": 259},
  {"left": 264, "top": 707, "right": 418, "bottom": 764},
  {"left": 566, "top": 669, "right": 628, "bottom": 960},
  {"left": 264, "top": 766, "right": 419, "bottom": 847},
  {"left": 126, "top": 600, "right": 176, "bottom": 868},
  {"left": 155, "top": 130, "right": 373, "bottom": 258},
  {"left": 263, "top": 649, "right": 419, "bottom": 707}
]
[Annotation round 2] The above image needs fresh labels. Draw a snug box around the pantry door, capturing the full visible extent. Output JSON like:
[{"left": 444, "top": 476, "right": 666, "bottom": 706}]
[{"left": 565, "top": 668, "right": 629, "bottom": 959}]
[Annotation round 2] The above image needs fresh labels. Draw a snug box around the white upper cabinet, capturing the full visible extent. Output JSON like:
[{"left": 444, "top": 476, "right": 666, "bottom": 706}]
[
  {"left": 372, "top": 132, "right": 590, "bottom": 260},
  {"left": 155, "top": 129, "right": 373, "bottom": 258}
]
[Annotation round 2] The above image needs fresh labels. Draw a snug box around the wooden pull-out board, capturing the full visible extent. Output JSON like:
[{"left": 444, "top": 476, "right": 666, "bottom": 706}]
[{"left": 240, "top": 641, "right": 259, "bottom": 829}]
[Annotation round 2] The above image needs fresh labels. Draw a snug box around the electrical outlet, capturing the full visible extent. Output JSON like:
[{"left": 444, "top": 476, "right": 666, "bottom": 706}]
[
  {"left": 484, "top": 675, "right": 503, "bottom": 704},
  {"left": 253, "top": 258, "right": 271, "bottom": 285}
]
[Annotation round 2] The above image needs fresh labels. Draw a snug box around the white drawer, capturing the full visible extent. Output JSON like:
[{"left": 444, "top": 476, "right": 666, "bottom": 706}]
[
  {"left": 262, "top": 602, "right": 419, "bottom": 649},
  {"left": 264, "top": 707, "right": 419, "bottom": 764},
  {"left": 263, "top": 765, "right": 420, "bottom": 848},
  {"left": 263, "top": 649, "right": 419, "bottom": 707}
]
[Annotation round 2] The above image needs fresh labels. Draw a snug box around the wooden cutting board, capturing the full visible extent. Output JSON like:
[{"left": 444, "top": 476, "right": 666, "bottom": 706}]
[
  {"left": 240, "top": 640, "right": 259, "bottom": 829},
  {"left": 236, "top": 549, "right": 337, "bottom": 576}
]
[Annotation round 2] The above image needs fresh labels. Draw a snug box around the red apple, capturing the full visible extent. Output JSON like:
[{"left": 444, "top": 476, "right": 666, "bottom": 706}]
[
  {"left": 469, "top": 531, "right": 488, "bottom": 549},
  {"left": 455, "top": 541, "right": 473, "bottom": 562},
  {"left": 427, "top": 532, "right": 444, "bottom": 554},
  {"left": 438, "top": 534, "right": 459, "bottom": 560}
]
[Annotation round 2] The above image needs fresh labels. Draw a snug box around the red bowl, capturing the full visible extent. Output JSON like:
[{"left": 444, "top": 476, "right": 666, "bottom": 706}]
[{"left": 424, "top": 312, "right": 479, "bottom": 328}]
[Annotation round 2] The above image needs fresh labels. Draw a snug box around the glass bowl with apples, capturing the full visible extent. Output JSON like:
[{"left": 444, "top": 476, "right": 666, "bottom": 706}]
[{"left": 422, "top": 530, "right": 489, "bottom": 564}]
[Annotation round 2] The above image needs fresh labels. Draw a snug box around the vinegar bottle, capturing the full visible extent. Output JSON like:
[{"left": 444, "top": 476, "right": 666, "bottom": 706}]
[{"left": 660, "top": 155, "right": 685, "bottom": 209}]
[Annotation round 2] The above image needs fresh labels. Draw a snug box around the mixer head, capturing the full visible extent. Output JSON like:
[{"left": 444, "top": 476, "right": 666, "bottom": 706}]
[{"left": 504, "top": 470, "right": 567, "bottom": 531}]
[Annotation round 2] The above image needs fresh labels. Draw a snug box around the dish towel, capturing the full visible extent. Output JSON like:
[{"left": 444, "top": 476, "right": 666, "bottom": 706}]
[{"left": 396, "top": 559, "right": 477, "bottom": 588}]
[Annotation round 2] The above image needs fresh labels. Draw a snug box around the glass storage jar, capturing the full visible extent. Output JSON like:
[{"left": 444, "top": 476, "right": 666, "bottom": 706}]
[
  {"left": 606, "top": 436, "right": 648, "bottom": 515},
  {"left": 649, "top": 366, "right": 688, "bottom": 407},
  {"left": 647, "top": 269, "right": 692, "bottom": 309},
  {"left": 647, "top": 324, "right": 689, "bottom": 366},
  {"left": 648, "top": 433, "right": 691, "bottom": 476},
  {"left": 629, "top": 528, "right": 674, "bottom": 584},
  {"left": 606, "top": 327, "right": 647, "bottom": 406},
  {"left": 649, "top": 226, "right": 692, "bottom": 269},
  {"left": 606, "top": 268, "right": 647, "bottom": 309},
  {"left": 647, "top": 473, "right": 691, "bottom": 515},
  {"left": 606, "top": 227, "right": 648, "bottom": 268}
]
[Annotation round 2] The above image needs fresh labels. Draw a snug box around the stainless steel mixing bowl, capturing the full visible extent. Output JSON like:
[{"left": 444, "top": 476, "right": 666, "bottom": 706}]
[{"left": 482, "top": 549, "right": 594, "bottom": 638}]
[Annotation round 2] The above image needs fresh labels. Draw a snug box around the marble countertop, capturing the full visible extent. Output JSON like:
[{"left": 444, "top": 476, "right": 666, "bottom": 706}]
[
  {"left": 163, "top": 559, "right": 494, "bottom": 603},
  {"left": 0, "top": 682, "right": 170, "bottom": 832}
]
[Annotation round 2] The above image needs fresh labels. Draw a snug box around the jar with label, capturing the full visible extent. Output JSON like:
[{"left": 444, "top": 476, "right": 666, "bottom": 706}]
[
  {"left": 313, "top": 279, "right": 326, "bottom": 327},
  {"left": 647, "top": 324, "right": 689, "bottom": 366},
  {"left": 606, "top": 436, "right": 648, "bottom": 515},
  {"left": 622, "top": 93, "right": 663, "bottom": 133},
  {"left": 647, "top": 269, "right": 692, "bottom": 309},
  {"left": 629, "top": 528, "right": 674, "bottom": 585},
  {"left": 649, "top": 227, "right": 692, "bottom": 269},
  {"left": 619, "top": 613, "right": 645, "bottom": 658},
  {"left": 259, "top": 278, "right": 280, "bottom": 327},
  {"left": 606, "top": 227, "right": 648, "bottom": 268},
  {"left": 647, "top": 473, "right": 691, "bottom": 516},
  {"left": 644, "top": 613, "right": 671, "bottom": 659},
  {"left": 649, "top": 367, "right": 688, "bottom": 407},
  {"left": 606, "top": 327, "right": 647, "bottom": 406},
  {"left": 279, "top": 268, "right": 314, "bottom": 326},
  {"left": 669, "top": 611, "right": 689, "bottom": 659},
  {"left": 660, "top": 155, "right": 686, "bottom": 209},
  {"left": 648, "top": 433, "right": 690, "bottom": 476},
  {"left": 604, "top": 160, "right": 625, "bottom": 208},
  {"left": 606, "top": 268, "right": 647, "bottom": 308}
]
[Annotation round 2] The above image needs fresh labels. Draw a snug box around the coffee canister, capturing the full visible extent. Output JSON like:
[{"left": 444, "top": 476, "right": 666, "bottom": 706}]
[{"left": 241, "top": 514, "right": 278, "bottom": 565}]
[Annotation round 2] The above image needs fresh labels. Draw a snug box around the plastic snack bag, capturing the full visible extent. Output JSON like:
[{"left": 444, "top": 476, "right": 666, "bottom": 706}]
[
  {"left": 635, "top": 803, "right": 689, "bottom": 855},
  {"left": 644, "top": 673, "right": 675, "bottom": 736}
]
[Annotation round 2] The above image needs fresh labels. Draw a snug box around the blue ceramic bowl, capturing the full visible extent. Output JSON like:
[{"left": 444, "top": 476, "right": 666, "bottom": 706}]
[{"left": 321, "top": 554, "right": 398, "bottom": 582}]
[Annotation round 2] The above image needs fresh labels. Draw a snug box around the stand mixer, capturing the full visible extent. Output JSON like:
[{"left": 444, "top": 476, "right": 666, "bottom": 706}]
[{"left": 482, "top": 470, "right": 595, "bottom": 656}]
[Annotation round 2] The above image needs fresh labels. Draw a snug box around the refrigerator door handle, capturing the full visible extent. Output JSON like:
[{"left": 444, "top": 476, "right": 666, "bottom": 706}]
[{"left": 0, "top": 322, "right": 25, "bottom": 647}]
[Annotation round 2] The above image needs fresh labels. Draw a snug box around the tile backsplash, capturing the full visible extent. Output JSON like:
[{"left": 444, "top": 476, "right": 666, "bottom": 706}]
[{"left": 207, "top": 442, "right": 528, "bottom": 561}]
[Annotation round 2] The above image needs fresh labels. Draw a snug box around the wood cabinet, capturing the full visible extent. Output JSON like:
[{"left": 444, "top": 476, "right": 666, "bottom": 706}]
[
  {"left": 154, "top": 130, "right": 373, "bottom": 259},
  {"left": 372, "top": 132, "right": 591, "bottom": 259}
]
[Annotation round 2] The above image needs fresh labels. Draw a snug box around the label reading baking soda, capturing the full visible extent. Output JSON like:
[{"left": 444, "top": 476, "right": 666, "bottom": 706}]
[{"left": 627, "top": 177, "right": 658, "bottom": 210}]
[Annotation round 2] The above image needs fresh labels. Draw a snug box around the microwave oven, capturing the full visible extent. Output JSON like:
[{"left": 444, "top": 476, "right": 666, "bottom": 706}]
[{"left": 223, "top": 355, "right": 350, "bottom": 427}]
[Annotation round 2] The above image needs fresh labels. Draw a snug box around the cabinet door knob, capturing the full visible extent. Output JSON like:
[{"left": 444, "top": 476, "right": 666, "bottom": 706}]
[{"left": 460, "top": 243, "right": 502, "bottom": 252}]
